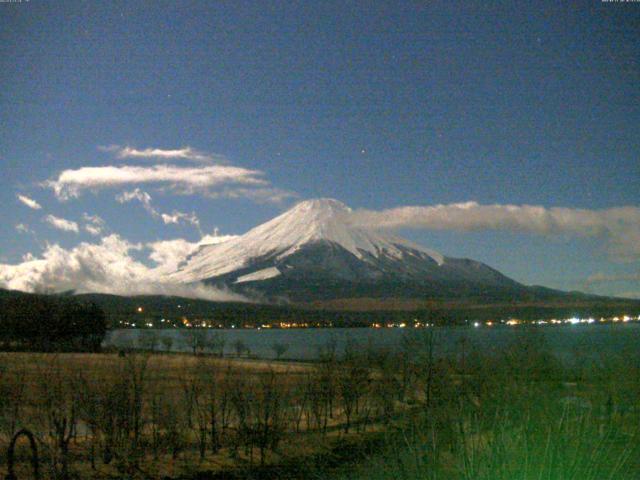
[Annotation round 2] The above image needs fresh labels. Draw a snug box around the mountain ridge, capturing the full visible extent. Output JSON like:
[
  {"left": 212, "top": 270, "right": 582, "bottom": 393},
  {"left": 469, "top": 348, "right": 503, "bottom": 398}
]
[{"left": 167, "top": 198, "right": 559, "bottom": 303}]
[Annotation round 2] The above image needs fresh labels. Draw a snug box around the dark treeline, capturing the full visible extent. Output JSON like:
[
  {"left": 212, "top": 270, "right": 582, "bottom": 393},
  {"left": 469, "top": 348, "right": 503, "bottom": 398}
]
[
  {"left": 76, "top": 292, "right": 640, "bottom": 329},
  {"left": 0, "top": 291, "right": 106, "bottom": 351},
  {"left": 1, "top": 288, "right": 637, "bottom": 332}
]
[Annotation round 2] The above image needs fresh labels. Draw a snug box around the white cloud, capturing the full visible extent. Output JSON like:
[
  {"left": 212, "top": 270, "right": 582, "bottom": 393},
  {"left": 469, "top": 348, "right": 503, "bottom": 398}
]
[
  {"left": 46, "top": 164, "right": 267, "bottom": 200},
  {"left": 198, "top": 229, "right": 238, "bottom": 246},
  {"left": 0, "top": 234, "right": 247, "bottom": 301},
  {"left": 160, "top": 211, "right": 200, "bottom": 228},
  {"left": 44, "top": 214, "right": 79, "bottom": 233},
  {"left": 348, "top": 202, "right": 640, "bottom": 262},
  {"left": 100, "top": 145, "right": 222, "bottom": 164},
  {"left": 146, "top": 238, "right": 197, "bottom": 274},
  {"left": 85, "top": 225, "right": 102, "bottom": 236},
  {"left": 15, "top": 223, "right": 33, "bottom": 234},
  {"left": 116, "top": 188, "right": 201, "bottom": 229},
  {"left": 147, "top": 231, "right": 238, "bottom": 274},
  {"left": 204, "top": 187, "right": 298, "bottom": 204},
  {"left": 115, "top": 188, "right": 153, "bottom": 205},
  {"left": 17, "top": 194, "right": 42, "bottom": 210},
  {"left": 116, "top": 188, "right": 156, "bottom": 215},
  {"left": 82, "top": 213, "right": 106, "bottom": 236}
]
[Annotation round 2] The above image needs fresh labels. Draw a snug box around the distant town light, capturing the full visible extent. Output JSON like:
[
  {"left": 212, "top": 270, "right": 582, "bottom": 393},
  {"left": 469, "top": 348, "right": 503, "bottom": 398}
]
[{"left": 137, "top": 306, "right": 143, "bottom": 313}]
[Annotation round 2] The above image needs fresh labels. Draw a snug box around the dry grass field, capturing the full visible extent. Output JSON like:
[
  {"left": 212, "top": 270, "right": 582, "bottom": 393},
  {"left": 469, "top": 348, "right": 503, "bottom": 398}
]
[
  {"left": 0, "top": 348, "right": 410, "bottom": 479},
  {"left": 0, "top": 331, "right": 639, "bottom": 479}
]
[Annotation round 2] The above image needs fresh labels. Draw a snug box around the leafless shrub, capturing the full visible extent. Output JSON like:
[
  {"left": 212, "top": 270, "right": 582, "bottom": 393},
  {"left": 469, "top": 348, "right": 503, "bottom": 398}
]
[{"left": 34, "top": 356, "right": 80, "bottom": 479}]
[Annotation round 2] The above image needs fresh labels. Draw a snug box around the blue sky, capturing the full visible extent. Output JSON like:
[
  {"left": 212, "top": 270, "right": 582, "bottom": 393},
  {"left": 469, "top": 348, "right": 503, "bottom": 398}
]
[{"left": 1, "top": 1, "right": 639, "bottom": 298}]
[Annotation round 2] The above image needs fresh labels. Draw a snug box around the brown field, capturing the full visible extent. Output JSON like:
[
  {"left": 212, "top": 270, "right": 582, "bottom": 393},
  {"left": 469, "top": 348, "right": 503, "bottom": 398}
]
[{"left": 0, "top": 349, "right": 412, "bottom": 479}]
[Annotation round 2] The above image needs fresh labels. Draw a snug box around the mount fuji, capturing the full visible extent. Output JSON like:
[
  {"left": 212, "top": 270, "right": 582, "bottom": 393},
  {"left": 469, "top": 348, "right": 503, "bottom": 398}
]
[{"left": 167, "top": 198, "right": 542, "bottom": 303}]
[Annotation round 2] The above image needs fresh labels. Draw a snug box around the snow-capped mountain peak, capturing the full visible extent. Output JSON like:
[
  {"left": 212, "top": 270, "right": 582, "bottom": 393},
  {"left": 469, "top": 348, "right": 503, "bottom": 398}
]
[{"left": 168, "top": 198, "right": 444, "bottom": 283}]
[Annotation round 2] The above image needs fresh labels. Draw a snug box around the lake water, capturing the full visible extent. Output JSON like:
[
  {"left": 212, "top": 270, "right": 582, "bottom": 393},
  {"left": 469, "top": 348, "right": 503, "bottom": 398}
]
[{"left": 105, "top": 323, "right": 640, "bottom": 364}]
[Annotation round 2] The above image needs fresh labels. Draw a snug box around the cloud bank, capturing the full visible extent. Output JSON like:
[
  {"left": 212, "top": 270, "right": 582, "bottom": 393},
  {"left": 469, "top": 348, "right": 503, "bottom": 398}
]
[
  {"left": 0, "top": 234, "right": 246, "bottom": 301},
  {"left": 348, "top": 202, "right": 640, "bottom": 261},
  {"left": 47, "top": 164, "right": 267, "bottom": 200}
]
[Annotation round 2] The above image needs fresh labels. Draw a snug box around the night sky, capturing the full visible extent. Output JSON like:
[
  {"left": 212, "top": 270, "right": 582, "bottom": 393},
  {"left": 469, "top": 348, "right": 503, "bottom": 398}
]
[{"left": 1, "top": 1, "right": 639, "bottom": 298}]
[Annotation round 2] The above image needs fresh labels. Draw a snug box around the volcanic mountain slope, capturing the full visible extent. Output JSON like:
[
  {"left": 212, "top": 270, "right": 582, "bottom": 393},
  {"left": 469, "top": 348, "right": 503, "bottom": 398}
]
[{"left": 168, "top": 198, "right": 539, "bottom": 302}]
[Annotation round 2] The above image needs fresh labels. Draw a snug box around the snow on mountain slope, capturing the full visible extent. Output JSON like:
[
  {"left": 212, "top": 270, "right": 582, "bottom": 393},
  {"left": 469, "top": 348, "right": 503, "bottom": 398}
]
[
  {"left": 234, "top": 267, "right": 281, "bottom": 284},
  {"left": 168, "top": 198, "right": 445, "bottom": 284}
]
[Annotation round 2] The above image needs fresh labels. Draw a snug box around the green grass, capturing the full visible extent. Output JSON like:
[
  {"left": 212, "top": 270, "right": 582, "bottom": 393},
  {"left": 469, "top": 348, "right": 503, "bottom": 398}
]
[{"left": 336, "top": 345, "right": 640, "bottom": 480}]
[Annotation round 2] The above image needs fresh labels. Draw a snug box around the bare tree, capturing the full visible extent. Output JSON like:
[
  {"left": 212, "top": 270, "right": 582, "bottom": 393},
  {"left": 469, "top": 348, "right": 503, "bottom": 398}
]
[
  {"left": 161, "top": 334, "right": 173, "bottom": 353},
  {"left": 233, "top": 339, "right": 247, "bottom": 358},
  {"left": 207, "top": 331, "right": 226, "bottom": 357},
  {"left": 156, "top": 392, "right": 186, "bottom": 460},
  {"left": 337, "top": 355, "right": 369, "bottom": 433},
  {"left": 138, "top": 329, "right": 160, "bottom": 352},
  {"left": 181, "top": 328, "right": 208, "bottom": 355},
  {"left": 251, "top": 369, "right": 289, "bottom": 465},
  {"left": 271, "top": 342, "right": 289, "bottom": 360},
  {"left": 228, "top": 371, "right": 250, "bottom": 459},
  {"left": 306, "top": 365, "right": 335, "bottom": 435},
  {"left": 188, "top": 362, "right": 210, "bottom": 461}
]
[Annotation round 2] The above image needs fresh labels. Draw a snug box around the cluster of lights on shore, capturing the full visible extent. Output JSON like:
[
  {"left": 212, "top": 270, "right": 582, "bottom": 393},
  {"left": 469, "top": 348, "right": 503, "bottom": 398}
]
[
  {"left": 471, "top": 315, "right": 640, "bottom": 328},
  {"left": 120, "top": 314, "right": 331, "bottom": 329},
  {"left": 121, "top": 307, "right": 640, "bottom": 330},
  {"left": 371, "top": 315, "right": 640, "bottom": 329}
]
